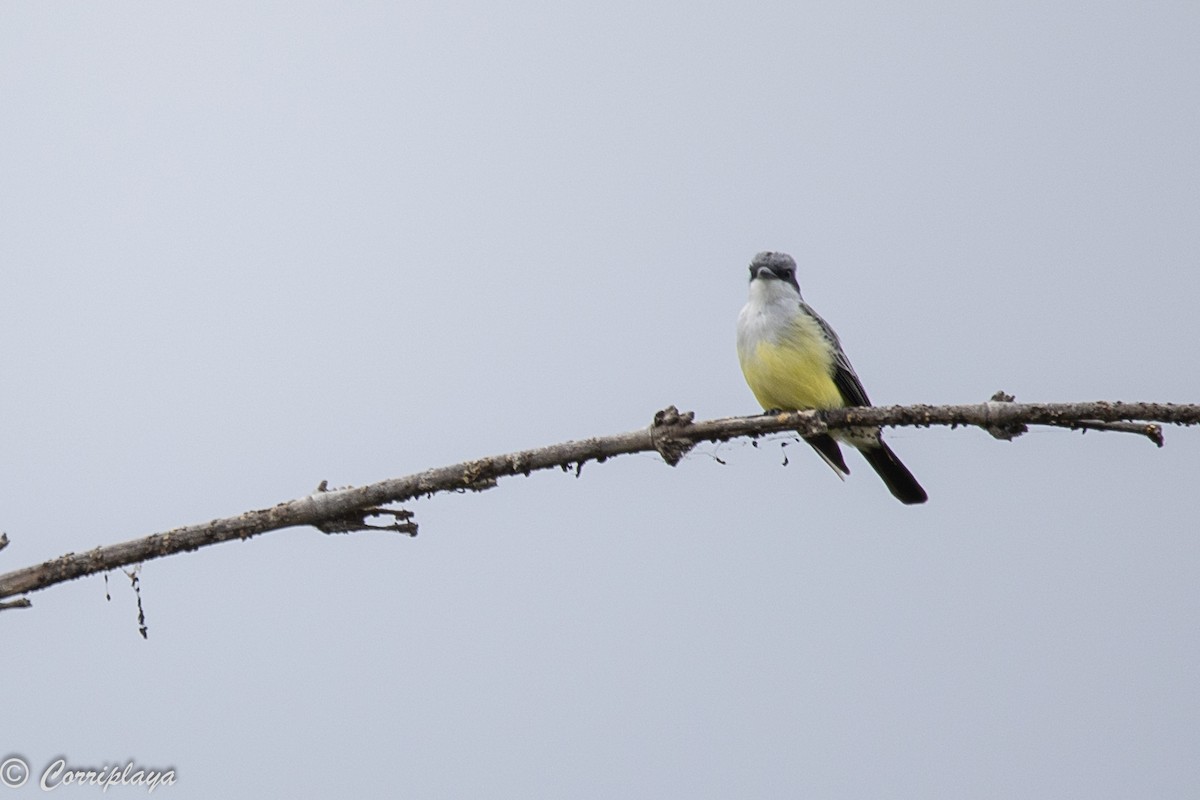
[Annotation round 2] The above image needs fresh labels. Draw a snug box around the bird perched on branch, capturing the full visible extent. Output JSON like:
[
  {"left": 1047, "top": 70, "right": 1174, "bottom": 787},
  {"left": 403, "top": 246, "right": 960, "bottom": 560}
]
[{"left": 736, "top": 251, "right": 927, "bottom": 505}]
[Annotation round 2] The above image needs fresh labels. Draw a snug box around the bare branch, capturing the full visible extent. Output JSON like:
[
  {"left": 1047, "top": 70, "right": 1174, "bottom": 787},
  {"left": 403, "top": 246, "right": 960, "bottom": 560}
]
[
  {"left": 0, "top": 398, "right": 1196, "bottom": 606},
  {"left": 1054, "top": 419, "right": 1165, "bottom": 445}
]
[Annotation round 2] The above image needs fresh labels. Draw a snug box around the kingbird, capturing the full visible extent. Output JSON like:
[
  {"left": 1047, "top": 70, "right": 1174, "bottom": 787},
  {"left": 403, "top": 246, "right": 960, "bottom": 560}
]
[{"left": 736, "top": 251, "right": 927, "bottom": 505}]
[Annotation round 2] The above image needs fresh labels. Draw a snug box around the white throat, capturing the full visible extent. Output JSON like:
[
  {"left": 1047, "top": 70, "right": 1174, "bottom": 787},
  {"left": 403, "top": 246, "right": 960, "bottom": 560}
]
[{"left": 737, "top": 278, "right": 802, "bottom": 353}]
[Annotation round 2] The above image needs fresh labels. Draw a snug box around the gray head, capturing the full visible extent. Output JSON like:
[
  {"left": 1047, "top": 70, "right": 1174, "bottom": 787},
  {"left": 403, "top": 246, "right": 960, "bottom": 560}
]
[{"left": 748, "top": 251, "right": 801, "bottom": 294}]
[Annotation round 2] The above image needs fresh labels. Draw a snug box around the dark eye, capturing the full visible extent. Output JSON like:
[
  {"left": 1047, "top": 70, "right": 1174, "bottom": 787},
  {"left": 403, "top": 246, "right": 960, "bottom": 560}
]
[{"left": 780, "top": 269, "right": 793, "bottom": 279}]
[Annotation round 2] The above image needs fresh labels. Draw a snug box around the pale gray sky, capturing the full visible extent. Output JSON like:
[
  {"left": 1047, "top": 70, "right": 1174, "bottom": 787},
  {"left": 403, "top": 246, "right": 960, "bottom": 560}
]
[{"left": 2, "top": 3, "right": 1198, "bottom": 798}]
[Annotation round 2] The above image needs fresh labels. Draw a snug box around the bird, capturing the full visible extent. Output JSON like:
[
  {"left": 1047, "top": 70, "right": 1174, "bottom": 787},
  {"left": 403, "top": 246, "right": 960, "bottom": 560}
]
[{"left": 736, "top": 251, "right": 927, "bottom": 505}]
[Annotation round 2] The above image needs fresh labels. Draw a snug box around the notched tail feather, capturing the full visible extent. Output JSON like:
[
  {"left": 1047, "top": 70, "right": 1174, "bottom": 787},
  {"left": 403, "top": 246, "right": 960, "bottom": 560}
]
[{"left": 860, "top": 443, "right": 928, "bottom": 505}]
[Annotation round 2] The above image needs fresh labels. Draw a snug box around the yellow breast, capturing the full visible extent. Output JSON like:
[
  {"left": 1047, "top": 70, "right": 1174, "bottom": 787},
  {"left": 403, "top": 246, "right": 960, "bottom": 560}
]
[{"left": 739, "top": 323, "right": 845, "bottom": 412}]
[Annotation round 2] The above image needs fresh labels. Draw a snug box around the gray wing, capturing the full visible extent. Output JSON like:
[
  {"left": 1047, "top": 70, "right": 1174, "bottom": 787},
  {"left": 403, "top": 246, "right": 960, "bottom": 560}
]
[{"left": 799, "top": 301, "right": 872, "bottom": 408}]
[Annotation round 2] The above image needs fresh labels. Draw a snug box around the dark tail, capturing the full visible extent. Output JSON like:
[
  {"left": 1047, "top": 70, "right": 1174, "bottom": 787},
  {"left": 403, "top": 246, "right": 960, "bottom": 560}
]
[
  {"left": 804, "top": 434, "right": 850, "bottom": 475},
  {"left": 859, "top": 442, "right": 928, "bottom": 505}
]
